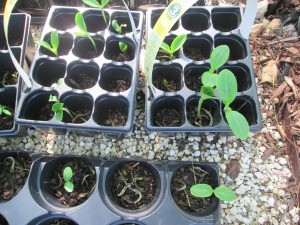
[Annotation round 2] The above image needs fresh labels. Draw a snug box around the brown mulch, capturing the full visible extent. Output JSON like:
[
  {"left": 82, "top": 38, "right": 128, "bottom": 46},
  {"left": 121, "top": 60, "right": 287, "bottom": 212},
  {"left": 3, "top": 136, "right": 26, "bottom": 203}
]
[{"left": 249, "top": 0, "right": 300, "bottom": 208}]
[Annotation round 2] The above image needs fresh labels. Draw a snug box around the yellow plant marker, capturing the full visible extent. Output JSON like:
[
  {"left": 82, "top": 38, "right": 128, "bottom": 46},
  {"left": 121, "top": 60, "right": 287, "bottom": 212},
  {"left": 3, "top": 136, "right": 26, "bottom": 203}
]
[
  {"left": 4, "top": 0, "right": 32, "bottom": 89},
  {"left": 144, "top": 0, "right": 198, "bottom": 96}
]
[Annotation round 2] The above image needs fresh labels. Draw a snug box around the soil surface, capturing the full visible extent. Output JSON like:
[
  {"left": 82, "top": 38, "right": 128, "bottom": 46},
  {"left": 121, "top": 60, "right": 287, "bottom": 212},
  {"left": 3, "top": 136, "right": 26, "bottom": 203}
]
[
  {"left": 154, "top": 107, "right": 182, "bottom": 127},
  {"left": 184, "top": 47, "right": 207, "bottom": 61},
  {"left": 171, "top": 164, "right": 218, "bottom": 214},
  {"left": 156, "top": 51, "right": 178, "bottom": 62},
  {"left": 68, "top": 73, "right": 97, "bottom": 89},
  {"left": 0, "top": 153, "right": 32, "bottom": 201},
  {"left": 53, "top": 0, "right": 80, "bottom": 6},
  {"left": 49, "top": 159, "right": 96, "bottom": 207},
  {"left": 99, "top": 107, "right": 127, "bottom": 126},
  {"left": 0, "top": 71, "right": 18, "bottom": 87},
  {"left": 38, "top": 103, "right": 54, "bottom": 121},
  {"left": 187, "top": 105, "right": 213, "bottom": 127},
  {"left": 112, "top": 52, "right": 132, "bottom": 62},
  {"left": 44, "top": 219, "right": 77, "bottom": 225},
  {"left": 108, "top": 79, "right": 130, "bottom": 92},
  {"left": 0, "top": 35, "right": 22, "bottom": 49},
  {"left": 0, "top": 106, "right": 14, "bottom": 131},
  {"left": 62, "top": 108, "right": 92, "bottom": 124},
  {"left": 136, "top": 0, "right": 167, "bottom": 7},
  {"left": 153, "top": 77, "right": 179, "bottom": 92},
  {"left": 185, "top": 73, "right": 202, "bottom": 92},
  {"left": 17, "top": 0, "right": 49, "bottom": 9},
  {"left": 110, "top": 161, "right": 157, "bottom": 210}
]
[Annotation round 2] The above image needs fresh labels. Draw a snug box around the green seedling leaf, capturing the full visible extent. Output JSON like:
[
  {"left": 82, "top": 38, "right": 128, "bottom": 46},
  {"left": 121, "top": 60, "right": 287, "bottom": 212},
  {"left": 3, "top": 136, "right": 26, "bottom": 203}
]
[
  {"left": 82, "top": 0, "right": 102, "bottom": 8},
  {"left": 101, "top": 0, "right": 110, "bottom": 7},
  {"left": 225, "top": 110, "right": 249, "bottom": 140},
  {"left": 64, "top": 181, "right": 74, "bottom": 192},
  {"left": 0, "top": 104, "right": 12, "bottom": 116},
  {"left": 75, "top": 12, "right": 87, "bottom": 33},
  {"left": 63, "top": 167, "right": 73, "bottom": 181},
  {"left": 201, "top": 71, "right": 218, "bottom": 87},
  {"left": 210, "top": 45, "right": 230, "bottom": 72},
  {"left": 197, "top": 86, "right": 215, "bottom": 118},
  {"left": 52, "top": 102, "right": 64, "bottom": 112},
  {"left": 35, "top": 41, "right": 52, "bottom": 51},
  {"left": 214, "top": 186, "right": 236, "bottom": 202},
  {"left": 160, "top": 42, "right": 171, "bottom": 53},
  {"left": 170, "top": 34, "right": 187, "bottom": 53},
  {"left": 119, "top": 42, "right": 128, "bottom": 53},
  {"left": 49, "top": 95, "right": 58, "bottom": 102},
  {"left": 55, "top": 110, "right": 64, "bottom": 122},
  {"left": 216, "top": 69, "right": 237, "bottom": 105},
  {"left": 73, "top": 31, "right": 88, "bottom": 37},
  {"left": 112, "top": 19, "right": 127, "bottom": 34},
  {"left": 51, "top": 31, "right": 59, "bottom": 52},
  {"left": 190, "top": 184, "right": 213, "bottom": 198},
  {"left": 36, "top": 31, "right": 59, "bottom": 56}
]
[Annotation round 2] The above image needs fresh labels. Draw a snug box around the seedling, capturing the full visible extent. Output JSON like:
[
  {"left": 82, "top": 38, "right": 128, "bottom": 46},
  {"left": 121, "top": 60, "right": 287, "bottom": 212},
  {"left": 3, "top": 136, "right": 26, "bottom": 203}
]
[
  {"left": 82, "top": 0, "right": 110, "bottom": 26},
  {"left": 49, "top": 95, "right": 73, "bottom": 122},
  {"left": 36, "top": 31, "right": 59, "bottom": 57},
  {"left": 197, "top": 45, "right": 250, "bottom": 140},
  {"left": 112, "top": 19, "right": 127, "bottom": 34},
  {"left": 50, "top": 78, "right": 64, "bottom": 88},
  {"left": 1, "top": 71, "right": 18, "bottom": 87},
  {"left": 119, "top": 41, "right": 128, "bottom": 53},
  {"left": 0, "top": 104, "right": 12, "bottom": 116},
  {"left": 159, "top": 34, "right": 187, "bottom": 60},
  {"left": 63, "top": 167, "right": 74, "bottom": 192},
  {"left": 190, "top": 184, "right": 236, "bottom": 202},
  {"left": 74, "top": 12, "right": 97, "bottom": 52}
]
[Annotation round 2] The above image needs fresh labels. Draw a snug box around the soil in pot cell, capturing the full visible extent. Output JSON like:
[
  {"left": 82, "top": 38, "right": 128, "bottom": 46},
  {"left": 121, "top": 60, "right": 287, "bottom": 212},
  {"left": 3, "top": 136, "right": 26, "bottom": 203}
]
[
  {"left": 94, "top": 96, "right": 128, "bottom": 127},
  {"left": 109, "top": 11, "right": 140, "bottom": 35},
  {"left": 214, "top": 34, "right": 247, "bottom": 61},
  {"left": 151, "top": 96, "right": 185, "bottom": 127},
  {"left": 59, "top": 93, "right": 93, "bottom": 124},
  {"left": 156, "top": 35, "right": 180, "bottom": 62},
  {"left": 222, "top": 96, "right": 258, "bottom": 126},
  {"left": 19, "top": 90, "right": 57, "bottom": 121},
  {"left": 182, "top": 8, "right": 210, "bottom": 32},
  {"left": 152, "top": 63, "right": 183, "bottom": 92},
  {"left": 220, "top": 64, "right": 252, "bottom": 92},
  {"left": 73, "top": 35, "right": 105, "bottom": 59},
  {"left": 35, "top": 218, "right": 78, "bottom": 225},
  {"left": 15, "top": 0, "right": 50, "bottom": 10},
  {"left": 50, "top": 8, "right": 79, "bottom": 31},
  {"left": 83, "top": 9, "right": 110, "bottom": 33},
  {"left": 0, "top": 69, "right": 18, "bottom": 87},
  {"left": 150, "top": 8, "right": 178, "bottom": 31},
  {"left": 107, "top": 0, "right": 129, "bottom": 7},
  {"left": 66, "top": 61, "right": 99, "bottom": 89},
  {"left": 171, "top": 164, "right": 219, "bottom": 216},
  {"left": 32, "top": 59, "right": 67, "bottom": 87},
  {"left": 183, "top": 34, "right": 213, "bottom": 61},
  {"left": 104, "top": 37, "right": 135, "bottom": 62},
  {"left": 99, "top": 64, "right": 132, "bottom": 92},
  {"left": 53, "top": 0, "right": 81, "bottom": 6},
  {"left": 39, "top": 32, "right": 73, "bottom": 57},
  {"left": 0, "top": 88, "right": 16, "bottom": 131},
  {"left": 212, "top": 7, "right": 242, "bottom": 32},
  {"left": 0, "top": 214, "right": 8, "bottom": 225},
  {"left": 0, "top": 152, "right": 32, "bottom": 201},
  {"left": 107, "top": 161, "right": 159, "bottom": 210},
  {"left": 184, "top": 63, "right": 210, "bottom": 92},
  {"left": 40, "top": 157, "right": 96, "bottom": 207},
  {"left": 0, "top": 14, "right": 26, "bottom": 49},
  {"left": 186, "top": 96, "right": 221, "bottom": 127}
]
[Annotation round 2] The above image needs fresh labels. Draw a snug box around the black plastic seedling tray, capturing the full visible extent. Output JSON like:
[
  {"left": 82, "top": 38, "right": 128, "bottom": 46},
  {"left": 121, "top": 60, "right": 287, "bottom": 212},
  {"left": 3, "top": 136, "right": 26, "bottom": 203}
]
[
  {"left": 0, "top": 13, "right": 30, "bottom": 137},
  {"left": 0, "top": 152, "right": 220, "bottom": 225},
  {"left": 145, "top": 6, "right": 262, "bottom": 135},
  {"left": 15, "top": 6, "right": 143, "bottom": 138}
]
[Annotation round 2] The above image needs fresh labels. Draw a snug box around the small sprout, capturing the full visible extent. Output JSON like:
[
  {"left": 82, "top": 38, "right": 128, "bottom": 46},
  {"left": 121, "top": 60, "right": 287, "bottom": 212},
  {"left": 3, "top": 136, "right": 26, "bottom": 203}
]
[
  {"left": 0, "top": 104, "right": 12, "bottom": 116},
  {"left": 112, "top": 19, "right": 127, "bottom": 34},
  {"left": 159, "top": 34, "right": 187, "bottom": 60},
  {"left": 119, "top": 41, "right": 128, "bottom": 53},
  {"left": 82, "top": 0, "right": 110, "bottom": 26},
  {"left": 190, "top": 184, "right": 236, "bottom": 202},
  {"left": 51, "top": 78, "right": 64, "bottom": 88},
  {"left": 36, "top": 31, "right": 59, "bottom": 57},
  {"left": 162, "top": 79, "right": 168, "bottom": 87},
  {"left": 74, "top": 12, "right": 97, "bottom": 52},
  {"left": 63, "top": 167, "right": 74, "bottom": 193},
  {"left": 49, "top": 95, "right": 73, "bottom": 122}
]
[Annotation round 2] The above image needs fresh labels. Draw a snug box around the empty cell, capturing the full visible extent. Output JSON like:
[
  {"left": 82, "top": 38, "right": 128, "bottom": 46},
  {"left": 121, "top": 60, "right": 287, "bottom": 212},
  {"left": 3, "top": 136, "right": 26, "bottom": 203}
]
[
  {"left": 184, "top": 64, "right": 210, "bottom": 92},
  {"left": 183, "top": 35, "right": 213, "bottom": 61},
  {"left": 182, "top": 8, "right": 210, "bottom": 32},
  {"left": 212, "top": 7, "right": 242, "bottom": 32},
  {"left": 50, "top": 8, "right": 78, "bottom": 31}
]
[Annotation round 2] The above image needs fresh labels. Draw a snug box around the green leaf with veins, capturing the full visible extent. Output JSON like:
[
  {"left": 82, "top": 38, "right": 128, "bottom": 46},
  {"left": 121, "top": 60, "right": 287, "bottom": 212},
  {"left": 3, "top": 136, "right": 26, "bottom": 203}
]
[
  {"left": 210, "top": 45, "right": 230, "bottom": 72},
  {"left": 216, "top": 69, "right": 237, "bottom": 105},
  {"left": 225, "top": 109, "right": 249, "bottom": 140},
  {"left": 190, "top": 184, "right": 213, "bottom": 198},
  {"left": 201, "top": 71, "right": 218, "bottom": 87}
]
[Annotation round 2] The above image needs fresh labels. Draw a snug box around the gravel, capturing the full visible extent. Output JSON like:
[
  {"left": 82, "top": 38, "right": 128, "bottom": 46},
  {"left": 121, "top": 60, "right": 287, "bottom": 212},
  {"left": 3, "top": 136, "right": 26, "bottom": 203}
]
[{"left": 1, "top": 0, "right": 299, "bottom": 224}]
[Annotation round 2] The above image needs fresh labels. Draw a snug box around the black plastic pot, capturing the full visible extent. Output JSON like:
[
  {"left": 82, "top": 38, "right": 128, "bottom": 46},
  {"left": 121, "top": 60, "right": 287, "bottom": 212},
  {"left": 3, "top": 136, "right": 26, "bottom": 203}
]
[
  {"left": 15, "top": 6, "right": 144, "bottom": 138},
  {"left": 145, "top": 6, "right": 262, "bottom": 135},
  {"left": 0, "top": 13, "right": 31, "bottom": 137},
  {"left": 0, "top": 152, "right": 220, "bottom": 225}
]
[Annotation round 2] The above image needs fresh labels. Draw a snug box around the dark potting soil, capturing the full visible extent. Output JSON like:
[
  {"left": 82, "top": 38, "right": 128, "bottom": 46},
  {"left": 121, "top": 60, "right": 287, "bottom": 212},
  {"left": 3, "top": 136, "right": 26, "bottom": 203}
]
[
  {"left": 62, "top": 108, "right": 92, "bottom": 124},
  {"left": 50, "top": 159, "right": 96, "bottom": 207},
  {"left": 18, "top": 0, "right": 49, "bottom": 9},
  {"left": 112, "top": 52, "right": 132, "bottom": 62},
  {"left": 38, "top": 103, "right": 54, "bottom": 121},
  {"left": 0, "top": 71, "right": 18, "bottom": 87},
  {"left": 156, "top": 51, "right": 177, "bottom": 62},
  {"left": 154, "top": 108, "right": 182, "bottom": 127},
  {"left": 110, "top": 161, "right": 157, "bottom": 210},
  {"left": 136, "top": 0, "right": 167, "bottom": 7},
  {"left": 0, "top": 153, "right": 32, "bottom": 201},
  {"left": 185, "top": 73, "right": 202, "bottom": 92},
  {"left": 184, "top": 47, "right": 206, "bottom": 61},
  {"left": 0, "top": 106, "right": 14, "bottom": 130},
  {"left": 187, "top": 105, "right": 213, "bottom": 127},
  {"left": 68, "top": 73, "right": 97, "bottom": 89},
  {"left": 108, "top": 0, "right": 128, "bottom": 7},
  {"left": 0, "top": 215, "right": 8, "bottom": 225},
  {"left": 53, "top": 0, "right": 80, "bottom": 6},
  {"left": 0, "top": 35, "right": 22, "bottom": 49},
  {"left": 108, "top": 79, "right": 130, "bottom": 92},
  {"left": 42, "top": 219, "right": 77, "bottom": 225},
  {"left": 100, "top": 108, "right": 127, "bottom": 126},
  {"left": 171, "top": 165, "right": 217, "bottom": 213},
  {"left": 153, "top": 76, "right": 179, "bottom": 92}
]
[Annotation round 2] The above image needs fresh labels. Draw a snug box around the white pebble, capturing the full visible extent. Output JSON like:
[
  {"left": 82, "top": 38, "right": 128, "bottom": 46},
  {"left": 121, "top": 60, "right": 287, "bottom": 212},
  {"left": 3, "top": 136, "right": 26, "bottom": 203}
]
[
  {"left": 230, "top": 207, "right": 238, "bottom": 215},
  {"left": 148, "top": 151, "right": 155, "bottom": 160},
  {"left": 278, "top": 158, "right": 287, "bottom": 165},
  {"left": 236, "top": 185, "right": 247, "bottom": 195},
  {"left": 194, "top": 151, "right": 200, "bottom": 157},
  {"left": 169, "top": 149, "right": 176, "bottom": 156},
  {"left": 267, "top": 197, "right": 275, "bottom": 207},
  {"left": 206, "top": 134, "right": 214, "bottom": 142}
]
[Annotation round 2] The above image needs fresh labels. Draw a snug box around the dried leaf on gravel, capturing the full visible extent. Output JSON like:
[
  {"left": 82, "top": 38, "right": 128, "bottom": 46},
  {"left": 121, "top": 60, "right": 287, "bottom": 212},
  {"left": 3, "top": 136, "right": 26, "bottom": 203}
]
[
  {"left": 226, "top": 160, "right": 241, "bottom": 180},
  {"left": 261, "top": 60, "right": 278, "bottom": 84},
  {"left": 262, "top": 148, "right": 275, "bottom": 162}
]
